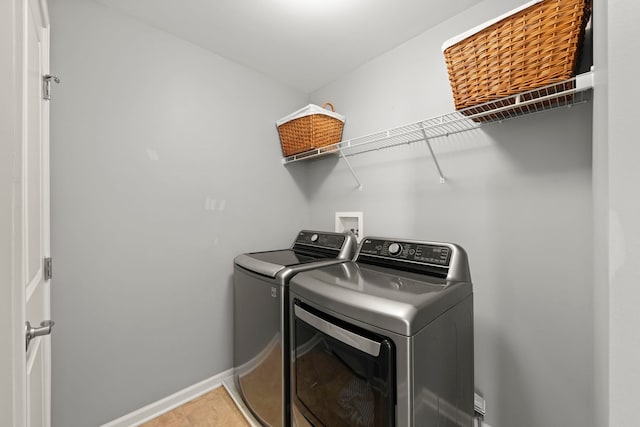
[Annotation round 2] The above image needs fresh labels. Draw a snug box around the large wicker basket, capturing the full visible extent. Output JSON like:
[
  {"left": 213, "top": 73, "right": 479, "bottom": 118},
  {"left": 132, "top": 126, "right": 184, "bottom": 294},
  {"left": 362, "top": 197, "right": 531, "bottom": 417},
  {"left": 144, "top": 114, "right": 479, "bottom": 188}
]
[
  {"left": 276, "top": 103, "right": 345, "bottom": 157},
  {"left": 442, "top": 0, "right": 591, "bottom": 111}
]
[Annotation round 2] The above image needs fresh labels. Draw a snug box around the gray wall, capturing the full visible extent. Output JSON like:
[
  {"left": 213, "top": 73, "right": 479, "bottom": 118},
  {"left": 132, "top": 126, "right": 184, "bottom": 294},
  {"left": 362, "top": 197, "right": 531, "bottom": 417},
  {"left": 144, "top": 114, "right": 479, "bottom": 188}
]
[
  {"left": 591, "top": 0, "right": 608, "bottom": 425},
  {"left": 49, "top": 0, "right": 308, "bottom": 425},
  {"left": 44, "top": 0, "right": 640, "bottom": 426},
  {"left": 592, "top": 1, "right": 640, "bottom": 425},
  {"left": 305, "top": 1, "right": 594, "bottom": 426},
  {"left": 606, "top": 0, "right": 640, "bottom": 425}
]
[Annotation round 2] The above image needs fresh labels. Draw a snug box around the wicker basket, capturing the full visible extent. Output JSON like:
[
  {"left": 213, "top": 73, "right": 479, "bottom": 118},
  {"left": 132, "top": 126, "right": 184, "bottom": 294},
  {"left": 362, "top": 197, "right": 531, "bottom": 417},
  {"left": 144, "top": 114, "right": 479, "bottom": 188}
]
[
  {"left": 276, "top": 102, "right": 345, "bottom": 157},
  {"left": 442, "top": 0, "right": 591, "bottom": 111}
]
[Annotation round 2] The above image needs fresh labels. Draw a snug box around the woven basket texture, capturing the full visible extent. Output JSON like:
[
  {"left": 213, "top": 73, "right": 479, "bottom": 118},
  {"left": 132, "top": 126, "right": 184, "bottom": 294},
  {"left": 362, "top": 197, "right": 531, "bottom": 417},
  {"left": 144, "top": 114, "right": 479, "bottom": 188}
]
[
  {"left": 443, "top": 0, "right": 591, "bottom": 110},
  {"left": 278, "top": 114, "right": 344, "bottom": 157}
]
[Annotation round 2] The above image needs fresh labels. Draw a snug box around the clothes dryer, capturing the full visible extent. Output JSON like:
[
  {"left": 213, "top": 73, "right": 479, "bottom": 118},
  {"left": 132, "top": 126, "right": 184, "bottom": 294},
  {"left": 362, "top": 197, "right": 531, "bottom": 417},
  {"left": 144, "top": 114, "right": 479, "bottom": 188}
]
[{"left": 289, "top": 237, "right": 474, "bottom": 427}]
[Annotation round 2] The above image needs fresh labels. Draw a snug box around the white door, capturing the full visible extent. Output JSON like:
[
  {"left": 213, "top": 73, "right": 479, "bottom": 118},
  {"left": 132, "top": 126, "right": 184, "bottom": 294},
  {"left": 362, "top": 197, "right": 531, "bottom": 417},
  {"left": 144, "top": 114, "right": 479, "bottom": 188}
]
[{"left": 14, "top": 0, "right": 53, "bottom": 426}]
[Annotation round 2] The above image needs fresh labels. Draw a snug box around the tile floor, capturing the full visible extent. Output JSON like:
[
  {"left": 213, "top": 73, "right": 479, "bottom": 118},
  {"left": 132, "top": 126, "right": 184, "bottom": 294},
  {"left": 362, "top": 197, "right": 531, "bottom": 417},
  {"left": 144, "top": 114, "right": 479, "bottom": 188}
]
[{"left": 140, "top": 386, "right": 250, "bottom": 427}]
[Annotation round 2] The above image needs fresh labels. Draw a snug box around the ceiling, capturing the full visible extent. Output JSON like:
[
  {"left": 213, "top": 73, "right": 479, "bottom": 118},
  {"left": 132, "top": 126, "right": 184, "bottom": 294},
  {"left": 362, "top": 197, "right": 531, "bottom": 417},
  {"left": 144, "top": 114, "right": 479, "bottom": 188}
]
[{"left": 94, "top": 0, "right": 484, "bottom": 93}]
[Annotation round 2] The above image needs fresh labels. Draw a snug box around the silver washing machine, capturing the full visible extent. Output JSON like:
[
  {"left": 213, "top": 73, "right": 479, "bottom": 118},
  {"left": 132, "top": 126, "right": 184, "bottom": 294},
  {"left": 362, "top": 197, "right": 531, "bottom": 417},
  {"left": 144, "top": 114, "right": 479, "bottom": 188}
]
[
  {"left": 233, "top": 230, "right": 357, "bottom": 427},
  {"left": 289, "top": 237, "right": 474, "bottom": 427}
]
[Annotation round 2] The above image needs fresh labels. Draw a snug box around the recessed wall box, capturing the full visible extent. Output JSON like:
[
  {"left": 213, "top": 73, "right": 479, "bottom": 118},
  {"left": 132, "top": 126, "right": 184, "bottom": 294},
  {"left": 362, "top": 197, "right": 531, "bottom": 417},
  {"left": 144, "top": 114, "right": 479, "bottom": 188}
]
[{"left": 335, "top": 211, "right": 363, "bottom": 242}]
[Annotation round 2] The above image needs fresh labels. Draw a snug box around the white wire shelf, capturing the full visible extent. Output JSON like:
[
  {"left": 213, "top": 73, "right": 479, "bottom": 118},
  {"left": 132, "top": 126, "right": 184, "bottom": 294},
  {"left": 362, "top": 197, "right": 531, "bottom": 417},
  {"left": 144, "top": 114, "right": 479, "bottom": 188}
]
[{"left": 282, "top": 71, "right": 594, "bottom": 167}]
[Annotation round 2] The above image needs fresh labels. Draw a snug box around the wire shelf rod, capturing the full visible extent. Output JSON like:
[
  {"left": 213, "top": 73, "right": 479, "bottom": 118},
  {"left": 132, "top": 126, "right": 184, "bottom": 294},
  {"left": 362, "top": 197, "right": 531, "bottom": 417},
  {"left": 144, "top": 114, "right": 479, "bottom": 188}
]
[
  {"left": 341, "top": 137, "right": 427, "bottom": 158},
  {"left": 339, "top": 150, "right": 363, "bottom": 190},
  {"left": 462, "top": 88, "right": 581, "bottom": 121},
  {"left": 421, "top": 128, "right": 446, "bottom": 183}
]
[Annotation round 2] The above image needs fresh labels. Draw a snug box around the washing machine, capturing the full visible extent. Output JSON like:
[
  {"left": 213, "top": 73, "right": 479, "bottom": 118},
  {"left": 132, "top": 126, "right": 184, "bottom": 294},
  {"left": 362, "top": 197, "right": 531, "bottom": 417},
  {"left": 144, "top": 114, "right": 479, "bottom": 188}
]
[
  {"left": 233, "top": 230, "right": 357, "bottom": 427},
  {"left": 289, "top": 237, "right": 474, "bottom": 427}
]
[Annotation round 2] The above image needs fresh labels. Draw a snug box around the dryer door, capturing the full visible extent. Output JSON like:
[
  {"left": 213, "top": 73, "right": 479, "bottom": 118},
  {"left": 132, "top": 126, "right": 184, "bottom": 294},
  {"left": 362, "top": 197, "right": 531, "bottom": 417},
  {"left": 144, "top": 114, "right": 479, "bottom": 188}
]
[{"left": 292, "top": 301, "right": 396, "bottom": 427}]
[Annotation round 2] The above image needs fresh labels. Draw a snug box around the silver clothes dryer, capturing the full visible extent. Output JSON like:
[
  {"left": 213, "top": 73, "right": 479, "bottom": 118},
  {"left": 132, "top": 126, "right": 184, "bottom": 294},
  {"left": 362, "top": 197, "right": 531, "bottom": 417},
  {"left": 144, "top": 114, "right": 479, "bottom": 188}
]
[
  {"left": 289, "top": 237, "right": 474, "bottom": 427},
  {"left": 233, "top": 230, "right": 357, "bottom": 427}
]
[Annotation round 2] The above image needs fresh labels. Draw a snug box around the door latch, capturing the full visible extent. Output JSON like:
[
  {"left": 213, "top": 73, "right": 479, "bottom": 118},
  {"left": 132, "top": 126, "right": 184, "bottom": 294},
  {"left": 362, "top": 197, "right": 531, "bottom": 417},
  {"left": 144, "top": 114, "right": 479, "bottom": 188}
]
[
  {"left": 25, "top": 320, "right": 55, "bottom": 351},
  {"left": 42, "top": 74, "right": 60, "bottom": 101},
  {"left": 44, "top": 257, "right": 52, "bottom": 280}
]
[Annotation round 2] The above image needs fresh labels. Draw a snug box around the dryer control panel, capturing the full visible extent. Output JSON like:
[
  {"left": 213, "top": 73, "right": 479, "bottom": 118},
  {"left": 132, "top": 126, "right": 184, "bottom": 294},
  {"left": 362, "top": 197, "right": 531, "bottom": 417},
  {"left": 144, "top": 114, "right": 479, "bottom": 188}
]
[
  {"left": 295, "top": 231, "right": 346, "bottom": 250},
  {"left": 358, "top": 238, "right": 452, "bottom": 267}
]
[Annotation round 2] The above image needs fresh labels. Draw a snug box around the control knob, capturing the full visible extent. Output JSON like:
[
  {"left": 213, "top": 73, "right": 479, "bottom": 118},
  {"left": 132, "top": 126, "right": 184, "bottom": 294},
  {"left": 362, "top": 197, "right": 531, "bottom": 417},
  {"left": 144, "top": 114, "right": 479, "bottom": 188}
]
[
  {"left": 310, "top": 234, "right": 319, "bottom": 242},
  {"left": 388, "top": 242, "right": 402, "bottom": 256}
]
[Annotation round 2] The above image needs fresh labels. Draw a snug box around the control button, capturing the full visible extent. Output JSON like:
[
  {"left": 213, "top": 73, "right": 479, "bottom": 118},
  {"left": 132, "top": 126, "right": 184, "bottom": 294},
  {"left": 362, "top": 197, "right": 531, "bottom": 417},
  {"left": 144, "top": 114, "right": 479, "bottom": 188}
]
[
  {"left": 388, "top": 243, "right": 402, "bottom": 256},
  {"left": 310, "top": 234, "right": 319, "bottom": 242},
  {"left": 409, "top": 248, "right": 416, "bottom": 255}
]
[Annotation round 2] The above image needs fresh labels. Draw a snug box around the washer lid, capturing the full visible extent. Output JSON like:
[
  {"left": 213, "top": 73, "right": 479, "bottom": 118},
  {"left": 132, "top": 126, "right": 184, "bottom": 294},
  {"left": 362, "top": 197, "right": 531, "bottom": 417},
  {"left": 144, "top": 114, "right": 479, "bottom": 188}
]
[
  {"left": 235, "top": 249, "right": 319, "bottom": 278},
  {"left": 234, "top": 230, "right": 358, "bottom": 279},
  {"left": 290, "top": 262, "right": 472, "bottom": 336}
]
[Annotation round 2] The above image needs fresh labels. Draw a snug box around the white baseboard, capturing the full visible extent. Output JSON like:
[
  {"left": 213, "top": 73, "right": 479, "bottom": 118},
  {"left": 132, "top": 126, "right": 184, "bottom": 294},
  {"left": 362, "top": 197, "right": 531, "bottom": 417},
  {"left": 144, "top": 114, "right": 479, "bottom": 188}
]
[{"left": 101, "top": 368, "right": 233, "bottom": 427}]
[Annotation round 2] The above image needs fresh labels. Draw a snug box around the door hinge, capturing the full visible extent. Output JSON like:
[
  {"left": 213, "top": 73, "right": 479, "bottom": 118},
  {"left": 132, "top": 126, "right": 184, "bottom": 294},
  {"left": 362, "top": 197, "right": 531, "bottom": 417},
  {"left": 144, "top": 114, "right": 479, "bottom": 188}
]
[
  {"left": 42, "top": 74, "right": 60, "bottom": 101},
  {"left": 44, "top": 257, "right": 52, "bottom": 280}
]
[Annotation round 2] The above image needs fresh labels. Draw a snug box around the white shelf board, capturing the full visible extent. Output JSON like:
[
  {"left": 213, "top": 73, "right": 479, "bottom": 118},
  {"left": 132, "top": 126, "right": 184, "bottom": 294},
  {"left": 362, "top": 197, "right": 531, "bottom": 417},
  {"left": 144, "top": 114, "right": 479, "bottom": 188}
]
[{"left": 282, "top": 71, "right": 593, "bottom": 165}]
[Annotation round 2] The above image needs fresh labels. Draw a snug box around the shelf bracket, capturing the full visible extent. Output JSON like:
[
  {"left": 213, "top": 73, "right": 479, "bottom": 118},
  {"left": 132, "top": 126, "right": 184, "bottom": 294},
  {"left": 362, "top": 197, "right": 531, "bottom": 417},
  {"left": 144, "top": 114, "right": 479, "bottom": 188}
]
[
  {"left": 420, "top": 129, "right": 446, "bottom": 183},
  {"left": 339, "top": 150, "right": 363, "bottom": 191}
]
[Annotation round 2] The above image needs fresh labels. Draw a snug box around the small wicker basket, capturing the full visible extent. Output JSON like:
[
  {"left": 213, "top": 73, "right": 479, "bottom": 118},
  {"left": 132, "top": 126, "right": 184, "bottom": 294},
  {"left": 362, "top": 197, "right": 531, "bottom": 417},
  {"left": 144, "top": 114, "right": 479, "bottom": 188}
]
[
  {"left": 442, "top": 0, "right": 591, "bottom": 111},
  {"left": 276, "top": 102, "right": 345, "bottom": 157}
]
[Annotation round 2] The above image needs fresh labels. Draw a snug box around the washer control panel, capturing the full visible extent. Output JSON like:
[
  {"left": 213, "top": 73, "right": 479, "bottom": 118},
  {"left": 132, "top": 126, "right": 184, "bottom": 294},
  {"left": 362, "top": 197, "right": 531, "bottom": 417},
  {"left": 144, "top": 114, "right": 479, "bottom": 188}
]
[
  {"left": 359, "top": 238, "right": 452, "bottom": 267},
  {"left": 295, "top": 231, "right": 346, "bottom": 249}
]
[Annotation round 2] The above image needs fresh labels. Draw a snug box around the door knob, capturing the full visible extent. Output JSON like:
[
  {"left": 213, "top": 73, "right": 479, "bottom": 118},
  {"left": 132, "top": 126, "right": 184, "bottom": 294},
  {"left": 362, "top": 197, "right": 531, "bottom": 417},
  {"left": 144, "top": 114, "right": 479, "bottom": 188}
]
[{"left": 25, "top": 320, "right": 55, "bottom": 351}]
